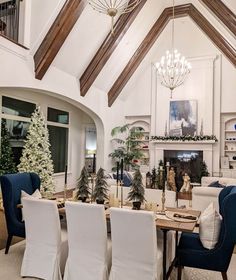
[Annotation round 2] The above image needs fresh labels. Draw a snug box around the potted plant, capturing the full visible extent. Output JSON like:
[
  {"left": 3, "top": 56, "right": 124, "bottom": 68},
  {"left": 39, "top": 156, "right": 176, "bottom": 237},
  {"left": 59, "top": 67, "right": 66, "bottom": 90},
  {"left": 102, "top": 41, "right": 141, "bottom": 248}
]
[
  {"left": 109, "top": 124, "right": 145, "bottom": 171},
  {"left": 92, "top": 168, "right": 109, "bottom": 204},
  {"left": 76, "top": 166, "right": 90, "bottom": 202},
  {"left": 127, "top": 169, "right": 145, "bottom": 210}
]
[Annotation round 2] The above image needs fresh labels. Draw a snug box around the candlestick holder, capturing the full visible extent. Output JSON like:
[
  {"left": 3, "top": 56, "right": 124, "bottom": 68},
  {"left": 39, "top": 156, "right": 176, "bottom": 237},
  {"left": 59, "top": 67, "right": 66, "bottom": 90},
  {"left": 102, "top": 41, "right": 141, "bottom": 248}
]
[
  {"left": 160, "top": 190, "right": 166, "bottom": 214},
  {"left": 116, "top": 180, "right": 119, "bottom": 199},
  {"left": 120, "top": 180, "right": 123, "bottom": 208},
  {"left": 64, "top": 183, "right": 68, "bottom": 202},
  {"left": 90, "top": 173, "right": 96, "bottom": 203}
]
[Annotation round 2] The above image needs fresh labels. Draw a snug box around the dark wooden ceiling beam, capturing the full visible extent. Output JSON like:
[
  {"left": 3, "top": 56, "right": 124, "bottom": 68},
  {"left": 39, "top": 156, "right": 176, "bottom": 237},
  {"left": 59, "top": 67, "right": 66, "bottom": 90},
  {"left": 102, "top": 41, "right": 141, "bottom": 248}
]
[
  {"left": 108, "top": 3, "right": 236, "bottom": 107},
  {"left": 34, "top": 0, "right": 86, "bottom": 80},
  {"left": 200, "top": 0, "right": 236, "bottom": 36},
  {"left": 79, "top": 0, "right": 147, "bottom": 97}
]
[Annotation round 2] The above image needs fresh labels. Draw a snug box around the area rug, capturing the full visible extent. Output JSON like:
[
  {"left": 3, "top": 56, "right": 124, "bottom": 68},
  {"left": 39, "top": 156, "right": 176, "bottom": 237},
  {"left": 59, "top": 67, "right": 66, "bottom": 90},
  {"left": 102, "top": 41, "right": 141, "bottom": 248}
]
[{"left": 0, "top": 241, "right": 235, "bottom": 280}]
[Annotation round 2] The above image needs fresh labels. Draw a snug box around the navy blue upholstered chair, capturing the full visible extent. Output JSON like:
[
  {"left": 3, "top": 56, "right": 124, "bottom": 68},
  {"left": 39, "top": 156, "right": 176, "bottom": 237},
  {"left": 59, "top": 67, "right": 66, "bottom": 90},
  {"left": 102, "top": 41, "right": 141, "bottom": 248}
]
[
  {"left": 177, "top": 186, "right": 236, "bottom": 280},
  {"left": 0, "top": 172, "right": 40, "bottom": 254}
]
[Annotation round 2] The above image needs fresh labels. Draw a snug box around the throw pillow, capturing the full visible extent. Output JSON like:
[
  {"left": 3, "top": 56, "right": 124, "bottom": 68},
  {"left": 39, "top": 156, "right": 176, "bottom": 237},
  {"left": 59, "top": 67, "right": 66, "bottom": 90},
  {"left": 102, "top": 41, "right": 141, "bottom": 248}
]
[
  {"left": 208, "top": 181, "right": 225, "bottom": 188},
  {"left": 113, "top": 171, "right": 133, "bottom": 187},
  {"left": 199, "top": 203, "right": 222, "bottom": 249},
  {"left": 21, "top": 189, "right": 42, "bottom": 221}
]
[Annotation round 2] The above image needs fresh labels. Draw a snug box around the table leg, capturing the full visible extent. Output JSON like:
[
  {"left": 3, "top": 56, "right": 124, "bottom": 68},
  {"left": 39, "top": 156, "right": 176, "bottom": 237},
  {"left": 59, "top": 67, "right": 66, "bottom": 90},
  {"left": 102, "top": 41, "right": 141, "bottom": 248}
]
[
  {"left": 162, "top": 229, "right": 168, "bottom": 280},
  {"left": 166, "top": 230, "right": 179, "bottom": 279}
]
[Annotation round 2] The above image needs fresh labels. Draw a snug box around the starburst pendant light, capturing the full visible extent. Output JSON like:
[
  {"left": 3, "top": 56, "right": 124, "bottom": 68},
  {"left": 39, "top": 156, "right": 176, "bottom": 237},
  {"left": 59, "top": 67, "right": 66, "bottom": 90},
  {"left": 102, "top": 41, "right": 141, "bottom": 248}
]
[
  {"left": 88, "top": 0, "right": 142, "bottom": 34},
  {"left": 155, "top": 0, "right": 191, "bottom": 98}
]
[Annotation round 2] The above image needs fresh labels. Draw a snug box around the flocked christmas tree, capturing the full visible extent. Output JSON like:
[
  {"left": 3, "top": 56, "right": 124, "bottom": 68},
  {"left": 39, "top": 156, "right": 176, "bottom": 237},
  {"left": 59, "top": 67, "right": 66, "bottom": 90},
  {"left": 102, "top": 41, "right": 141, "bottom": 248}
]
[
  {"left": 18, "top": 106, "right": 54, "bottom": 194},
  {"left": 0, "top": 119, "right": 17, "bottom": 175},
  {"left": 127, "top": 168, "right": 145, "bottom": 203},
  {"left": 92, "top": 167, "right": 108, "bottom": 203},
  {"left": 76, "top": 166, "right": 90, "bottom": 201}
]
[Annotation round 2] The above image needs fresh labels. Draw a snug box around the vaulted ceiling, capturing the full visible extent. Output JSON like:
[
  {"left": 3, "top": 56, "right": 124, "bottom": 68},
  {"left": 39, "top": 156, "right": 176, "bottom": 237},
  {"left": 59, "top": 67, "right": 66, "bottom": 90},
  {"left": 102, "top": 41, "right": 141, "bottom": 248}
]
[{"left": 34, "top": 0, "right": 236, "bottom": 106}]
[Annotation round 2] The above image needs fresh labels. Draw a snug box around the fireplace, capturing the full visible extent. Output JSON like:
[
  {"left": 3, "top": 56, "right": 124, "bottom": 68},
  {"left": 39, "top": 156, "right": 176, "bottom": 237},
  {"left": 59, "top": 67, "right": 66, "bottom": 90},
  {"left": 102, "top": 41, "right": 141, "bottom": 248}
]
[
  {"left": 151, "top": 139, "right": 215, "bottom": 187},
  {"left": 164, "top": 150, "right": 203, "bottom": 190}
]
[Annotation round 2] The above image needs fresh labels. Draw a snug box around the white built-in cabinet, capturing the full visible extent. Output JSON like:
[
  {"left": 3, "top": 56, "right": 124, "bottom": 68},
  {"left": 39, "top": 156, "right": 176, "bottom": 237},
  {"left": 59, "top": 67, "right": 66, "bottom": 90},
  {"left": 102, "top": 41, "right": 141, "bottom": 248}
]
[
  {"left": 221, "top": 114, "right": 236, "bottom": 178},
  {"left": 125, "top": 116, "right": 151, "bottom": 173}
]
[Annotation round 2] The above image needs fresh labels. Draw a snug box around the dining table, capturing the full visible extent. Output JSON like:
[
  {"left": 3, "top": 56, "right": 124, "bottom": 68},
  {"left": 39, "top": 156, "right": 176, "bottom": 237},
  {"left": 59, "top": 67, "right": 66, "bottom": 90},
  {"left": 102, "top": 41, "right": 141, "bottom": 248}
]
[{"left": 17, "top": 200, "right": 200, "bottom": 280}]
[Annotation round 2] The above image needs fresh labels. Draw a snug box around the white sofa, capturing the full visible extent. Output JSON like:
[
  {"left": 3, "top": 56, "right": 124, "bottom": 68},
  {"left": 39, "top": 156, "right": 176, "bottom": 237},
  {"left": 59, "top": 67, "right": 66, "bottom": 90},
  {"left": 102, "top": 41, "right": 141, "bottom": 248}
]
[
  {"left": 192, "top": 176, "right": 236, "bottom": 212},
  {"left": 108, "top": 185, "right": 177, "bottom": 207}
]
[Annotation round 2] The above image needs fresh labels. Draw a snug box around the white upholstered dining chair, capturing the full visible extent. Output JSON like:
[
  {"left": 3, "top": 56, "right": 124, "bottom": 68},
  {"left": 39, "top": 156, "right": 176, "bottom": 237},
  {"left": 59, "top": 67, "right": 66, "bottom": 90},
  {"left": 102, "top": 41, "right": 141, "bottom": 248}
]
[
  {"left": 64, "top": 201, "right": 111, "bottom": 280},
  {"left": 109, "top": 207, "right": 162, "bottom": 280},
  {"left": 21, "top": 197, "right": 68, "bottom": 280}
]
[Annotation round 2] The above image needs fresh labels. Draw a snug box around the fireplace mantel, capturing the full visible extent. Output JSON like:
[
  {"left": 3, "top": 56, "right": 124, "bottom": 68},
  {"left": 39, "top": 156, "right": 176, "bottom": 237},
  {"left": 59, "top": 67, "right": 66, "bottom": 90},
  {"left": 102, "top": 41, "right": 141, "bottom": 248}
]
[
  {"left": 151, "top": 139, "right": 215, "bottom": 174},
  {"left": 151, "top": 140, "right": 216, "bottom": 144}
]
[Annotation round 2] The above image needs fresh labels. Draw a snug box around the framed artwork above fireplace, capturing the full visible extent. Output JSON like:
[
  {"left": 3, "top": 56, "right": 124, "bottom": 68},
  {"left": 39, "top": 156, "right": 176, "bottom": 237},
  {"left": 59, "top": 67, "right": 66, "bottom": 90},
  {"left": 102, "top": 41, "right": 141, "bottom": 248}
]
[{"left": 169, "top": 100, "right": 197, "bottom": 136}]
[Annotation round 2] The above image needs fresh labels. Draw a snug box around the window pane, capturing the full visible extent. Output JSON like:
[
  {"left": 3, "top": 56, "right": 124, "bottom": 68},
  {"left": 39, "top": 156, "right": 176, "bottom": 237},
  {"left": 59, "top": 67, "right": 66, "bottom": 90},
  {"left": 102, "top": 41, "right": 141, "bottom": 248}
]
[
  {"left": 48, "top": 125, "right": 68, "bottom": 173},
  {"left": 47, "top": 107, "right": 69, "bottom": 124},
  {"left": 2, "top": 96, "right": 36, "bottom": 118},
  {"left": 3, "top": 119, "right": 30, "bottom": 165}
]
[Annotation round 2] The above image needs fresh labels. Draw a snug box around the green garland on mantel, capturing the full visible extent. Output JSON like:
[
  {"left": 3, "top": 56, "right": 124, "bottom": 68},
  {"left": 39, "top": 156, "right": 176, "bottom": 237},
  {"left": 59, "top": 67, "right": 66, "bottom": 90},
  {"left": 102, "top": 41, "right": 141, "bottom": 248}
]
[{"left": 150, "top": 135, "right": 218, "bottom": 142}]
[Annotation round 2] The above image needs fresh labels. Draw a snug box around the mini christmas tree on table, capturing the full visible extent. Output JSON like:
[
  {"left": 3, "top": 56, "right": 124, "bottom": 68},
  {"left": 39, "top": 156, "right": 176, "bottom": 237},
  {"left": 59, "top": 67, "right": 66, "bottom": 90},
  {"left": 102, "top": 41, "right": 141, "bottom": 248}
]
[
  {"left": 76, "top": 166, "right": 90, "bottom": 202},
  {"left": 18, "top": 106, "right": 54, "bottom": 194},
  {"left": 92, "top": 167, "right": 108, "bottom": 204},
  {"left": 0, "top": 119, "right": 16, "bottom": 175},
  {"left": 127, "top": 168, "right": 145, "bottom": 209}
]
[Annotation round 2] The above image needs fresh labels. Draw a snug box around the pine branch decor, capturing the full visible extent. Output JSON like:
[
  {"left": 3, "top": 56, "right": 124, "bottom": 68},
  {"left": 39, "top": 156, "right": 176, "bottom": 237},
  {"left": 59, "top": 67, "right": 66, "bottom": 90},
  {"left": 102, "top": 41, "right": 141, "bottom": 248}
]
[
  {"left": 76, "top": 166, "right": 90, "bottom": 201},
  {"left": 151, "top": 135, "right": 218, "bottom": 142},
  {"left": 92, "top": 167, "right": 109, "bottom": 203},
  {"left": 127, "top": 169, "right": 145, "bottom": 203},
  {"left": 18, "top": 106, "right": 54, "bottom": 194},
  {"left": 0, "top": 119, "right": 17, "bottom": 175}
]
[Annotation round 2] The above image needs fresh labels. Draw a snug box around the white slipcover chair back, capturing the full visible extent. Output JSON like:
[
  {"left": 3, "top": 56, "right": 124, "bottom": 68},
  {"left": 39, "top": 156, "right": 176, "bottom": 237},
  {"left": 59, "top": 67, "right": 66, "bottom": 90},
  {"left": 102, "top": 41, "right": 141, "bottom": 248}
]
[
  {"left": 109, "top": 207, "right": 161, "bottom": 280},
  {"left": 21, "top": 198, "right": 67, "bottom": 280},
  {"left": 64, "top": 201, "right": 109, "bottom": 280}
]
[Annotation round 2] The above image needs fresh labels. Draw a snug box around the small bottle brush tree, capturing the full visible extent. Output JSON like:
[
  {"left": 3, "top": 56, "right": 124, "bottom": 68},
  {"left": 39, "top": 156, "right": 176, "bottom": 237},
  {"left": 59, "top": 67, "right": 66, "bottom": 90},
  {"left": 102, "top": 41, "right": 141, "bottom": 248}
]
[
  {"left": 0, "top": 119, "right": 17, "bottom": 175},
  {"left": 127, "top": 169, "right": 145, "bottom": 209},
  {"left": 18, "top": 106, "right": 55, "bottom": 194},
  {"left": 92, "top": 167, "right": 108, "bottom": 203},
  {"left": 76, "top": 166, "right": 90, "bottom": 202}
]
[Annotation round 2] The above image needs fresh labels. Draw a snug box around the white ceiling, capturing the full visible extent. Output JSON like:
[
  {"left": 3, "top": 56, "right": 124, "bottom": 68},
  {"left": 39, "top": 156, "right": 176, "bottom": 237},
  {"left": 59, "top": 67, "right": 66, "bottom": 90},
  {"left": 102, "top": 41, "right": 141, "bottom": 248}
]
[{"left": 51, "top": 0, "right": 236, "bottom": 96}]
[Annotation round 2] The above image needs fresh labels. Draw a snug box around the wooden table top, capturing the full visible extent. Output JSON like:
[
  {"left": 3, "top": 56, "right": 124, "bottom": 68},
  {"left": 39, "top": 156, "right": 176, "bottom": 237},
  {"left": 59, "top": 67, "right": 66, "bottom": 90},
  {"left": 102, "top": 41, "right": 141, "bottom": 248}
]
[
  {"left": 17, "top": 201, "right": 200, "bottom": 233},
  {"left": 155, "top": 208, "right": 200, "bottom": 232}
]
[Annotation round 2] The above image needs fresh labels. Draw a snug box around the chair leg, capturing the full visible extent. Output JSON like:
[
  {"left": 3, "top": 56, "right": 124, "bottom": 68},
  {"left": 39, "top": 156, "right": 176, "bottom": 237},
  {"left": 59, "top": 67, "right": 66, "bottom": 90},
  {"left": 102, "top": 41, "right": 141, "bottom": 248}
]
[
  {"left": 221, "top": 272, "right": 228, "bottom": 280},
  {"left": 177, "top": 266, "right": 183, "bottom": 280},
  {"left": 5, "top": 235, "right": 13, "bottom": 254}
]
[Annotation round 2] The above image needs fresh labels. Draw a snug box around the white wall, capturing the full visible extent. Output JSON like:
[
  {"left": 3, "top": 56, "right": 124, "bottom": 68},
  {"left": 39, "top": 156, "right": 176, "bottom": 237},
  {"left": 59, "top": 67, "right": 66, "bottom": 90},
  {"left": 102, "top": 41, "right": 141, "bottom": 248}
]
[
  {"left": 0, "top": 88, "right": 95, "bottom": 192},
  {"left": 121, "top": 17, "right": 235, "bottom": 174},
  {"left": 30, "top": 0, "right": 66, "bottom": 51},
  {"left": 0, "top": 0, "right": 235, "bottom": 180}
]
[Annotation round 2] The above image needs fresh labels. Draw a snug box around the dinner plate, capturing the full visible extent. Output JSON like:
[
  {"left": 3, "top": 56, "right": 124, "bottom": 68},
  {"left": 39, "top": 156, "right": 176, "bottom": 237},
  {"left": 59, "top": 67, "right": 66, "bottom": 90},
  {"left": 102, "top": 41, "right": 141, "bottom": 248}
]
[{"left": 165, "top": 211, "right": 198, "bottom": 223}]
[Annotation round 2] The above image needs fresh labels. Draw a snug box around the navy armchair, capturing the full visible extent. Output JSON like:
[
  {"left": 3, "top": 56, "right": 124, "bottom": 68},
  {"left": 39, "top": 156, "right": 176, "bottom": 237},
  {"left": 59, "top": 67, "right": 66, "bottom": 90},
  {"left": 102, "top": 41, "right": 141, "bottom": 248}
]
[
  {"left": 0, "top": 172, "right": 40, "bottom": 254},
  {"left": 177, "top": 186, "right": 236, "bottom": 280}
]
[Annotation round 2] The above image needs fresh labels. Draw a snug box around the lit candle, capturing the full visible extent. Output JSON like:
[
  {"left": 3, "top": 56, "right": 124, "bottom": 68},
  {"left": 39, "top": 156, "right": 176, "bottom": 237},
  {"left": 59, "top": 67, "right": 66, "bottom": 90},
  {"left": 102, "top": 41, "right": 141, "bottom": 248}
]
[
  {"left": 64, "top": 164, "right": 68, "bottom": 185},
  {"left": 92, "top": 153, "right": 96, "bottom": 174},
  {"left": 116, "top": 161, "right": 120, "bottom": 184},
  {"left": 120, "top": 159, "right": 123, "bottom": 181}
]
